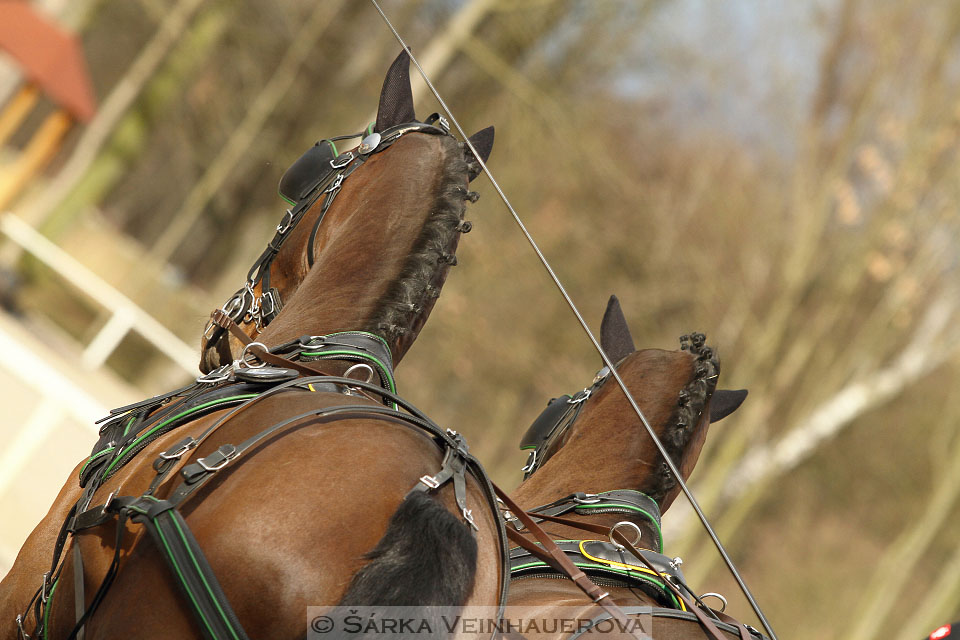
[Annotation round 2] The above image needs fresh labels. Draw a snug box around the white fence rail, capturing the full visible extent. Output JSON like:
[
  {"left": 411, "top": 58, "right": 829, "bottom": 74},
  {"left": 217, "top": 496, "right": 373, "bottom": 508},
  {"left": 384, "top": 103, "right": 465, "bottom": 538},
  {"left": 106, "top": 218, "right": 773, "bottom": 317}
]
[
  {"left": 0, "top": 213, "right": 201, "bottom": 572},
  {"left": 0, "top": 212, "right": 199, "bottom": 374}
]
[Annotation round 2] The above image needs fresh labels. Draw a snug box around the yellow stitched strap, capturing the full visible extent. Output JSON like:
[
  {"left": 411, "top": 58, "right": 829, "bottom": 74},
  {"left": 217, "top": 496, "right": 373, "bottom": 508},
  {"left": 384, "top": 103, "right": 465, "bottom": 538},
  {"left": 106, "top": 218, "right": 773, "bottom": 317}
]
[
  {"left": 577, "top": 540, "right": 688, "bottom": 612},
  {"left": 308, "top": 384, "right": 316, "bottom": 392},
  {"left": 577, "top": 540, "right": 660, "bottom": 575}
]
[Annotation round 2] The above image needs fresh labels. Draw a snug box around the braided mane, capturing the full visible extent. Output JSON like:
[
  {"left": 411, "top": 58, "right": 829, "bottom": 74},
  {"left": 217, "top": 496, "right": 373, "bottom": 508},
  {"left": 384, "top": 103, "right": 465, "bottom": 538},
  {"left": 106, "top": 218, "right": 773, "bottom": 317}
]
[
  {"left": 367, "top": 137, "right": 479, "bottom": 353},
  {"left": 648, "top": 332, "right": 721, "bottom": 501}
]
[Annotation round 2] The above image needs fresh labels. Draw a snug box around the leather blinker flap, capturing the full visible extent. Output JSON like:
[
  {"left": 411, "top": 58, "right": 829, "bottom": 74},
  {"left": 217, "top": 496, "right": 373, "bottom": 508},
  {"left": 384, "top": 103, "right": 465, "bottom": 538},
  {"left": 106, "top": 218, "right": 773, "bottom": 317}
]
[
  {"left": 519, "top": 395, "right": 572, "bottom": 451},
  {"left": 278, "top": 140, "right": 338, "bottom": 205}
]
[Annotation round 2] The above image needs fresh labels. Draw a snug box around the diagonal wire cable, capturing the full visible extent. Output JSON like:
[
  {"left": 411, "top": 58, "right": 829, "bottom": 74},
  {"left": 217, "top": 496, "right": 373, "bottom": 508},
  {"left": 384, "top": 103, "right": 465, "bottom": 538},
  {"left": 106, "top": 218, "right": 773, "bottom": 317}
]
[{"left": 368, "top": 2, "right": 778, "bottom": 638}]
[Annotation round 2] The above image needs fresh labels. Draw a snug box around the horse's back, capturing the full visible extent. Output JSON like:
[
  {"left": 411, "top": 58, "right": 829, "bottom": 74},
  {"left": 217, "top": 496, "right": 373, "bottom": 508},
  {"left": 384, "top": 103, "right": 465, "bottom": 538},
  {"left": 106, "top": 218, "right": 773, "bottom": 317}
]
[{"left": 41, "top": 390, "right": 501, "bottom": 639}]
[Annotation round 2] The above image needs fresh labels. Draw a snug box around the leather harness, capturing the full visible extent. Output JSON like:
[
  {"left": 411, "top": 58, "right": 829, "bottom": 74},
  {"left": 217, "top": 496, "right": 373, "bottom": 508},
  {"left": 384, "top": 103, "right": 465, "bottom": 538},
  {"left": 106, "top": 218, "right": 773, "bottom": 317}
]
[
  {"left": 202, "top": 114, "right": 453, "bottom": 344},
  {"left": 19, "top": 316, "right": 510, "bottom": 640},
  {"left": 505, "top": 370, "right": 767, "bottom": 640}
]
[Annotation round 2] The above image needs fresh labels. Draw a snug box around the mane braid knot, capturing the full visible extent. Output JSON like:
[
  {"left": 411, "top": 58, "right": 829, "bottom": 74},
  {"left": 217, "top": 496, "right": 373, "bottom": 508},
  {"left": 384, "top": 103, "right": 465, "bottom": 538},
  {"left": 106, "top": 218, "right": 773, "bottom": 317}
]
[
  {"left": 368, "top": 135, "right": 473, "bottom": 347},
  {"left": 648, "top": 333, "right": 721, "bottom": 501}
]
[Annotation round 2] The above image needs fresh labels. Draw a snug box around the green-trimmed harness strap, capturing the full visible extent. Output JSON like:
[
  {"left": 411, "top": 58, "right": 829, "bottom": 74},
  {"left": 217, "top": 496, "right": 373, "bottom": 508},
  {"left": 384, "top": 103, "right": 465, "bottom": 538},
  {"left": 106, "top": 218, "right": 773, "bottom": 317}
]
[{"left": 122, "top": 495, "right": 249, "bottom": 640}]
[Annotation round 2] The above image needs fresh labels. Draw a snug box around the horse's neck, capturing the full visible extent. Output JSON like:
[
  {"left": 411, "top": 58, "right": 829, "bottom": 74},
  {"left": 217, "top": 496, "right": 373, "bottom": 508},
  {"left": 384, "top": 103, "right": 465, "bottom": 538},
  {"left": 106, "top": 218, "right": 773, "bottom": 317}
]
[{"left": 255, "top": 135, "right": 465, "bottom": 364}]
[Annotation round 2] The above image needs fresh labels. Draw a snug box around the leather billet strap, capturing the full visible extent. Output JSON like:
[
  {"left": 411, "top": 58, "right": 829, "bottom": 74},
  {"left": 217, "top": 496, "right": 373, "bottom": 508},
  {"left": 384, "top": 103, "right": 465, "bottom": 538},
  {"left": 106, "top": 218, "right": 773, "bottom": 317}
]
[{"left": 494, "top": 486, "right": 648, "bottom": 640}]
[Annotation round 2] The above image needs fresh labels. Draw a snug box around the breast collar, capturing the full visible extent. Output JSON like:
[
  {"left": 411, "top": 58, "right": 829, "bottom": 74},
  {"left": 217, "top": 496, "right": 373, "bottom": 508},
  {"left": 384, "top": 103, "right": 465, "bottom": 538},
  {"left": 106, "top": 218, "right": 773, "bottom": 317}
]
[
  {"left": 518, "top": 364, "right": 612, "bottom": 479},
  {"left": 205, "top": 114, "right": 453, "bottom": 339}
]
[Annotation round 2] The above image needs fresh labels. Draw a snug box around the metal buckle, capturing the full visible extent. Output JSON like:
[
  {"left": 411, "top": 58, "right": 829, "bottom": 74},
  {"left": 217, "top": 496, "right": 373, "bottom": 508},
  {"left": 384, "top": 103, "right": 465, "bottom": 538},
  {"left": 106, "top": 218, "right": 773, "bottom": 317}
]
[
  {"left": 197, "top": 445, "right": 237, "bottom": 472},
  {"left": 325, "top": 173, "right": 344, "bottom": 193},
  {"left": 330, "top": 152, "right": 354, "bottom": 169},
  {"left": 16, "top": 614, "right": 28, "bottom": 639},
  {"left": 40, "top": 572, "right": 51, "bottom": 603},
  {"left": 419, "top": 475, "right": 441, "bottom": 490},
  {"left": 521, "top": 450, "right": 537, "bottom": 474},
  {"left": 437, "top": 116, "right": 450, "bottom": 133},
  {"left": 573, "top": 493, "right": 601, "bottom": 504},
  {"left": 569, "top": 388, "right": 592, "bottom": 404},
  {"left": 259, "top": 290, "right": 277, "bottom": 317},
  {"left": 196, "top": 365, "right": 231, "bottom": 384},
  {"left": 160, "top": 439, "right": 196, "bottom": 460},
  {"left": 276, "top": 209, "right": 294, "bottom": 235},
  {"left": 462, "top": 508, "right": 479, "bottom": 531},
  {"left": 99, "top": 490, "right": 117, "bottom": 516}
]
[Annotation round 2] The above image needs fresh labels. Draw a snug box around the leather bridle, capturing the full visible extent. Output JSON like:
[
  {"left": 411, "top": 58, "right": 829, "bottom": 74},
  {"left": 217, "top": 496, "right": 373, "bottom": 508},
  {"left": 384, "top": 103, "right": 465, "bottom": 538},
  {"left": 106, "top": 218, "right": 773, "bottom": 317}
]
[
  {"left": 201, "top": 114, "right": 453, "bottom": 352},
  {"left": 518, "top": 364, "right": 611, "bottom": 479}
]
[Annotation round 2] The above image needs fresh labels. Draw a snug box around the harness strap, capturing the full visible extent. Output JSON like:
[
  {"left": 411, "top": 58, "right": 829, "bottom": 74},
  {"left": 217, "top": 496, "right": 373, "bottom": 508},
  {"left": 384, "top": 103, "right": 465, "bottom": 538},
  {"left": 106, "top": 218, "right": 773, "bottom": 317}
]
[
  {"left": 124, "top": 496, "right": 250, "bottom": 640},
  {"left": 72, "top": 544, "right": 85, "bottom": 640},
  {"left": 527, "top": 509, "right": 749, "bottom": 640},
  {"left": 493, "top": 486, "right": 647, "bottom": 640},
  {"left": 567, "top": 606, "right": 763, "bottom": 640},
  {"left": 522, "top": 490, "right": 664, "bottom": 552},
  {"left": 406, "top": 431, "right": 476, "bottom": 528}
]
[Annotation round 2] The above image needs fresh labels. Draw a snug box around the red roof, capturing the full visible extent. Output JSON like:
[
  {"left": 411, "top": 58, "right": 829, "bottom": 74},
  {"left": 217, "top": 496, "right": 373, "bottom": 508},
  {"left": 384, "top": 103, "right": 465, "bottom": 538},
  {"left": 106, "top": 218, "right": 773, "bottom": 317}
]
[{"left": 0, "top": 1, "right": 96, "bottom": 122}]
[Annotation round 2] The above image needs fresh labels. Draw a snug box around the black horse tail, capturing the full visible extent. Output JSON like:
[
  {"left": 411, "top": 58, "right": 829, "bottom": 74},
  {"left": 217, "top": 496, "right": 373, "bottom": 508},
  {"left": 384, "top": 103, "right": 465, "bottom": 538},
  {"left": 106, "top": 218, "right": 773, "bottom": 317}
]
[{"left": 337, "top": 491, "right": 478, "bottom": 607}]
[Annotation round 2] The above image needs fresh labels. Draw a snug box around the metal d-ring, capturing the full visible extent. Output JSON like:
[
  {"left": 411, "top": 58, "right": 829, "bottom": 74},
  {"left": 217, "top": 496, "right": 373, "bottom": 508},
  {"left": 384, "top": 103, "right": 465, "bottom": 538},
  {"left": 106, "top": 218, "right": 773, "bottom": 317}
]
[
  {"left": 237, "top": 341, "right": 269, "bottom": 369},
  {"left": 344, "top": 363, "right": 375, "bottom": 384},
  {"left": 700, "top": 592, "right": 728, "bottom": 613},
  {"left": 609, "top": 521, "right": 642, "bottom": 550}
]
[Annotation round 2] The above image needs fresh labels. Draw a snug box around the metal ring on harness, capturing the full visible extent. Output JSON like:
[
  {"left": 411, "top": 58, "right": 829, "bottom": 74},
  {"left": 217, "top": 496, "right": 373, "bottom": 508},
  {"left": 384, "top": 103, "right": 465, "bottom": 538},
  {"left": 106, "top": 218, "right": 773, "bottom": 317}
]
[
  {"left": 237, "top": 342, "right": 269, "bottom": 369},
  {"left": 609, "top": 520, "right": 642, "bottom": 550},
  {"left": 343, "top": 363, "right": 376, "bottom": 384},
  {"left": 700, "top": 592, "right": 727, "bottom": 613}
]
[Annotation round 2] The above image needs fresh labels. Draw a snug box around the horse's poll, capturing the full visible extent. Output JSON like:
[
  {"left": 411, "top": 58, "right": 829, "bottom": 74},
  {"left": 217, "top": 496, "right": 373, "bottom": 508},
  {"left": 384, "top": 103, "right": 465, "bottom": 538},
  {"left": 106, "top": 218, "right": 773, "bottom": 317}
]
[{"left": 366, "top": 3, "right": 779, "bottom": 638}]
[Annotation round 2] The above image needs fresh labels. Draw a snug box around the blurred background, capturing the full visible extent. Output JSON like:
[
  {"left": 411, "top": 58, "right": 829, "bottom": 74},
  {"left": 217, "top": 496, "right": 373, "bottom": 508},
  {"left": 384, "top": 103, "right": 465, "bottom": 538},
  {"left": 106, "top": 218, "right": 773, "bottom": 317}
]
[{"left": 1, "top": 0, "right": 959, "bottom": 637}]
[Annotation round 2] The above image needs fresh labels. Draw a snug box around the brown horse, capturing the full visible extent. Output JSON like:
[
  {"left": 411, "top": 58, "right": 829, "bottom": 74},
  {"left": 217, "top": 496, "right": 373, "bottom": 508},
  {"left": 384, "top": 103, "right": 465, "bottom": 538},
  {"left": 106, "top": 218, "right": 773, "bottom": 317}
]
[
  {"left": 501, "top": 296, "right": 760, "bottom": 639},
  {"left": 0, "top": 52, "right": 506, "bottom": 640}
]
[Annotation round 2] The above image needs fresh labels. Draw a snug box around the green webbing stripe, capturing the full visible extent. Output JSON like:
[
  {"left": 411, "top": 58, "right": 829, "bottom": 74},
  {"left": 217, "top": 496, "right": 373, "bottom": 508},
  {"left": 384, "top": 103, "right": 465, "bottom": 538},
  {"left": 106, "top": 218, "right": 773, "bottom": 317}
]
[
  {"left": 328, "top": 139, "right": 338, "bottom": 157},
  {"left": 321, "top": 330, "right": 392, "bottom": 353},
  {"left": 40, "top": 577, "right": 58, "bottom": 639},
  {"left": 576, "top": 503, "right": 664, "bottom": 552},
  {"left": 78, "top": 446, "right": 115, "bottom": 480},
  {"left": 167, "top": 512, "right": 242, "bottom": 640},
  {"left": 298, "top": 349, "right": 395, "bottom": 393},
  {"left": 104, "top": 395, "right": 258, "bottom": 477},
  {"left": 278, "top": 191, "right": 297, "bottom": 206},
  {"left": 79, "top": 416, "right": 137, "bottom": 479},
  {"left": 510, "top": 560, "right": 680, "bottom": 608},
  {"left": 150, "top": 513, "right": 220, "bottom": 640}
]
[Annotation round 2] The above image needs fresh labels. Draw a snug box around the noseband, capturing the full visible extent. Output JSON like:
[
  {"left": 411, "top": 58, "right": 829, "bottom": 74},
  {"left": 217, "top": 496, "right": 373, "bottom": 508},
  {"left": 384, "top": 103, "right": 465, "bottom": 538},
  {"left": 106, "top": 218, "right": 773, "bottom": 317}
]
[{"left": 203, "top": 114, "right": 453, "bottom": 345}]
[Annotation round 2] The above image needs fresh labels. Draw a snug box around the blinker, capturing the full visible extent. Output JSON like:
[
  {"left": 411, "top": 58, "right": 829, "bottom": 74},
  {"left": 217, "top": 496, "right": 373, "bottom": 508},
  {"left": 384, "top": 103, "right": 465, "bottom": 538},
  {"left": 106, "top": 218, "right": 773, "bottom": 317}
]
[{"left": 278, "top": 139, "right": 339, "bottom": 205}]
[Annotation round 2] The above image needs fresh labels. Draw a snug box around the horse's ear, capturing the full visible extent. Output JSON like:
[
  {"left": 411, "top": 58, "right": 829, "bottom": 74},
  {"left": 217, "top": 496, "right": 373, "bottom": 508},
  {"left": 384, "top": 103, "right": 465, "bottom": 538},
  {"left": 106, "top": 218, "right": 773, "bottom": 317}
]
[
  {"left": 601, "top": 295, "right": 636, "bottom": 364},
  {"left": 375, "top": 51, "right": 417, "bottom": 133},
  {"left": 466, "top": 126, "right": 494, "bottom": 182},
  {"left": 709, "top": 389, "right": 748, "bottom": 422}
]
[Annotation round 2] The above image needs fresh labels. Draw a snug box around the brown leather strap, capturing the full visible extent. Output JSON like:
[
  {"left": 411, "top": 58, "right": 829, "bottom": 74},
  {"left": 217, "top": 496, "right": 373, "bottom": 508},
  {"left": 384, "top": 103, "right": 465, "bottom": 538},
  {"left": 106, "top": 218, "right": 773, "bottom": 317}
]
[
  {"left": 494, "top": 485, "right": 647, "bottom": 640},
  {"left": 210, "top": 310, "right": 332, "bottom": 378},
  {"left": 716, "top": 611, "right": 753, "bottom": 640},
  {"left": 501, "top": 492, "right": 736, "bottom": 640}
]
